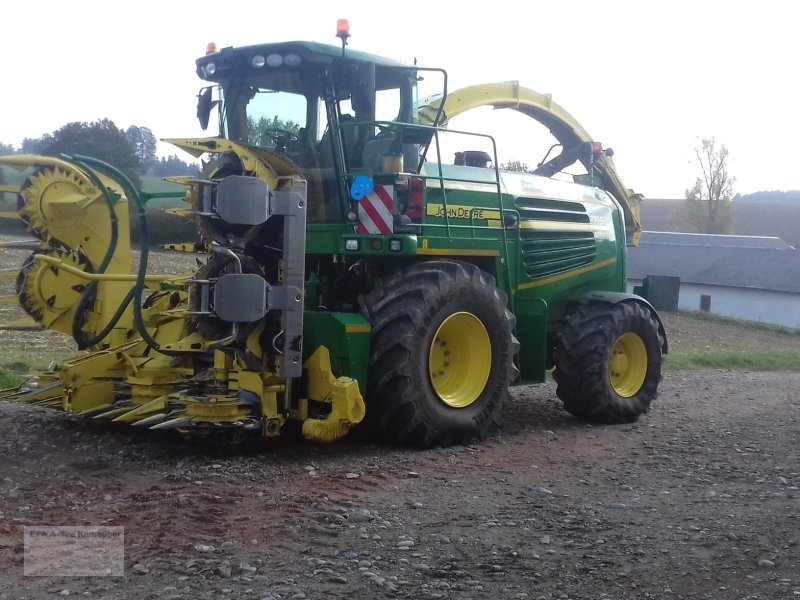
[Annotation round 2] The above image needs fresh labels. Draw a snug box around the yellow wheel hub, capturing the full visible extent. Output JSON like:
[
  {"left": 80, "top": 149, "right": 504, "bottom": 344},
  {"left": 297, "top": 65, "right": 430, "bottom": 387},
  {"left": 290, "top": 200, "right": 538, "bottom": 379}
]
[
  {"left": 609, "top": 332, "right": 648, "bottom": 397},
  {"left": 428, "top": 312, "right": 491, "bottom": 408}
]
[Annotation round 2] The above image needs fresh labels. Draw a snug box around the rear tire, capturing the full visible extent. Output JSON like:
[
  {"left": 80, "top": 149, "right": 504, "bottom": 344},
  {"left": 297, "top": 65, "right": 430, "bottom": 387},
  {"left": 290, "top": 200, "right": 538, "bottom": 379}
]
[
  {"left": 362, "top": 260, "right": 518, "bottom": 447},
  {"left": 553, "top": 302, "right": 664, "bottom": 424}
]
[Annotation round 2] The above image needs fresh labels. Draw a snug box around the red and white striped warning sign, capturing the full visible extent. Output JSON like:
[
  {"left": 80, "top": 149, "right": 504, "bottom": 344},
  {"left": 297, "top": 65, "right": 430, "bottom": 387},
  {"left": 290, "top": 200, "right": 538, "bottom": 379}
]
[{"left": 357, "top": 185, "right": 394, "bottom": 235}]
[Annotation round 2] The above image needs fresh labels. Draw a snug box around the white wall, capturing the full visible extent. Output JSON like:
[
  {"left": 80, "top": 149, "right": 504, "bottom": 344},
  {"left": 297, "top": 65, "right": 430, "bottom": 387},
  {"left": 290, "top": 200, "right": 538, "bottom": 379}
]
[{"left": 627, "top": 279, "right": 800, "bottom": 329}]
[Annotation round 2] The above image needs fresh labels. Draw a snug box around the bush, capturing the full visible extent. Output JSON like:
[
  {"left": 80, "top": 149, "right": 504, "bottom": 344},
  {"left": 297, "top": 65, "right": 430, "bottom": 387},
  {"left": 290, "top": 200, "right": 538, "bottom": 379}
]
[
  {"left": 0, "top": 361, "right": 29, "bottom": 389},
  {"left": 129, "top": 208, "right": 199, "bottom": 246}
]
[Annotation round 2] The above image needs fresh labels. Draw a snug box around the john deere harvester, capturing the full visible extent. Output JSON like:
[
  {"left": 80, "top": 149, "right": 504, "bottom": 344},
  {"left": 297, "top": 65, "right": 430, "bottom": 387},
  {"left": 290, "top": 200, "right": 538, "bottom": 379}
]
[{"left": 0, "top": 27, "right": 667, "bottom": 447}]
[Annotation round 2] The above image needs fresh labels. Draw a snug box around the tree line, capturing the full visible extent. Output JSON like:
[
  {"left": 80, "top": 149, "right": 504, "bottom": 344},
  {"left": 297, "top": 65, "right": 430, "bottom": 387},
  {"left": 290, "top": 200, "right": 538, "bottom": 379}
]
[
  {"left": 0, "top": 120, "right": 201, "bottom": 242},
  {"left": 0, "top": 119, "right": 198, "bottom": 186},
  {"left": 1, "top": 115, "right": 307, "bottom": 185},
  {"left": 734, "top": 190, "right": 800, "bottom": 205}
]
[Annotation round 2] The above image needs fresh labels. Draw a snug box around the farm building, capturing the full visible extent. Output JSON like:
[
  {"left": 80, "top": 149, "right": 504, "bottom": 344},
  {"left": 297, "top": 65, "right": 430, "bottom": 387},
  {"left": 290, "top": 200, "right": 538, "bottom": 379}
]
[{"left": 626, "top": 231, "right": 800, "bottom": 329}]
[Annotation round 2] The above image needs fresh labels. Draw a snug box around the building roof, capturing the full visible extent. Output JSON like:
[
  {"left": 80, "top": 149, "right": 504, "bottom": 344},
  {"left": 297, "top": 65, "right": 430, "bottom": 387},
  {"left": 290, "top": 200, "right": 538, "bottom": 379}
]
[
  {"left": 627, "top": 242, "right": 800, "bottom": 294},
  {"left": 639, "top": 231, "right": 793, "bottom": 250}
]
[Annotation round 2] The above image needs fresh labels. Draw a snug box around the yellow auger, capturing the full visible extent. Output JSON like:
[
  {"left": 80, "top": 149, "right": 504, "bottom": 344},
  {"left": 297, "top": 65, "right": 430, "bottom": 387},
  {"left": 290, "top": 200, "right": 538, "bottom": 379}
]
[{"left": 0, "top": 155, "right": 133, "bottom": 342}]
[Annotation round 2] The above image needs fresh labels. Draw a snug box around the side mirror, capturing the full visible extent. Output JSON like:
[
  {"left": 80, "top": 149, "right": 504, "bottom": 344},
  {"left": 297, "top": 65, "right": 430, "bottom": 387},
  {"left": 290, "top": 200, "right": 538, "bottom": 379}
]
[{"left": 197, "top": 87, "right": 218, "bottom": 131}]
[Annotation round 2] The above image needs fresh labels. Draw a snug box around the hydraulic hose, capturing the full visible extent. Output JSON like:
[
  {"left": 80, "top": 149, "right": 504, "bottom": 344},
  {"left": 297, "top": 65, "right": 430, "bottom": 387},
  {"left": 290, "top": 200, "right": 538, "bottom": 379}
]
[
  {"left": 58, "top": 154, "right": 121, "bottom": 349},
  {"left": 77, "top": 287, "right": 137, "bottom": 347},
  {"left": 71, "top": 155, "right": 182, "bottom": 357}
]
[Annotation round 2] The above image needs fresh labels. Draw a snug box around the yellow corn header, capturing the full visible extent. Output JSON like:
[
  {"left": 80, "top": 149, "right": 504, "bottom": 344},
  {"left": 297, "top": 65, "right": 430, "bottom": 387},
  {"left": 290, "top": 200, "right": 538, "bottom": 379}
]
[{"left": 0, "top": 149, "right": 364, "bottom": 442}]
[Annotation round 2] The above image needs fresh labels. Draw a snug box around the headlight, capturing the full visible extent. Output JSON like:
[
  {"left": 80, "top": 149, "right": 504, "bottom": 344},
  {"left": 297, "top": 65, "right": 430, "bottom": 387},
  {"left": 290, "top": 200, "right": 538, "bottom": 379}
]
[
  {"left": 266, "top": 54, "right": 283, "bottom": 67},
  {"left": 205, "top": 62, "right": 217, "bottom": 76},
  {"left": 284, "top": 53, "right": 302, "bottom": 67},
  {"left": 252, "top": 55, "right": 266, "bottom": 68}
]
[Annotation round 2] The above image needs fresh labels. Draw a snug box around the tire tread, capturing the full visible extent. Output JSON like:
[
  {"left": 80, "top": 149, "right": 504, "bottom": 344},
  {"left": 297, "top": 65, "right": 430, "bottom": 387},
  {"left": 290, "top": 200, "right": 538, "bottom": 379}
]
[
  {"left": 553, "top": 302, "right": 664, "bottom": 424},
  {"left": 363, "top": 260, "right": 515, "bottom": 447}
]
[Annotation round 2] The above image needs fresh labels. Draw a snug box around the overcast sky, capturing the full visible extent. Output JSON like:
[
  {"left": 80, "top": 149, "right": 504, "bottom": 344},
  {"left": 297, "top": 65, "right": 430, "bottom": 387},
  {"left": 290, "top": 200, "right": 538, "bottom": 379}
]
[{"left": 2, "top": 0, "right": 798, "bottom": 198}]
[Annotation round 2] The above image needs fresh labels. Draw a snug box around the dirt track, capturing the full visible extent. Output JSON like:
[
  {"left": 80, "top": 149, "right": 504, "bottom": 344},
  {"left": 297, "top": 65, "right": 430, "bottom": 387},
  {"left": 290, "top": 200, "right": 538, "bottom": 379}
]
[
  {"left": 1, "top": 369, "right": 799, "bottom": 600},
  {"left": 1, "top": 247, "right": 799, "bottom": 598}
]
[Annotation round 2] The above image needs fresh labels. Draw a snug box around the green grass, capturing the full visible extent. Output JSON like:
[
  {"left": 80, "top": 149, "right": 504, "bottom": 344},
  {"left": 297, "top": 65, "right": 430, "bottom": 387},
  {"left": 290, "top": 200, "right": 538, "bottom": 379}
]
[
  {"left": 0, "top": 360, "right": 32, "bottom": 389},
  {"left": 140, "top": 176, "right": 187, "bottom": 209},
  {"left": 664, "top": 350, "right": 800, "bottom": 372}
]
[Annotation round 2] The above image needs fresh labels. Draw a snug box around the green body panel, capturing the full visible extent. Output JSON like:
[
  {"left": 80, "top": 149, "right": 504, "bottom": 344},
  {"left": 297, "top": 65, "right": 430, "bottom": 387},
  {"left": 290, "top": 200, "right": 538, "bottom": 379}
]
[
  {"left": 199, "top": 42, "right": 635, "bottom": 390},
  {"left": 303, "top": 163, "right": 627, "bottom": 384},
  {"left": 305, "top": 224, "right": 347, "bottom": 255},
  {"left": 515, "top": 297, "right": 548, "bottom": 384},
  {"left": 302, "top": 311, "right": 371, "bottom": 392}
]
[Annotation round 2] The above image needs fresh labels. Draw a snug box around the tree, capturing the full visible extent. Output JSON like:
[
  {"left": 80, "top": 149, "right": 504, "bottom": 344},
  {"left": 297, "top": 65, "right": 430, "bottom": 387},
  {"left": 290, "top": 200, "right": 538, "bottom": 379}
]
[
  {"left": 735, "top": 190, "right": 800, "bottom": 205},
  {"left": 20, "top": 136, "right": 51, "bottom": 154},
  {"left": 125, "top": 125, "right": 158, "bottom": 170},
  {"left": 500, "top": 159, "right": 530, "bottom": 173},
  {"left": 247, "top": 116, "right": 301, "bottom": 147},
  {"left": 23, "top": 119, "right": 142, "bottom": 186},
  {"left": 148, "top": 154, "right": 199, "bottom": 177},
  {"left": 0, "top": 143, "right": 15, "bottom": 205},
  {"left": 670, "top": 138, "right": 734, "bottom": 234}
]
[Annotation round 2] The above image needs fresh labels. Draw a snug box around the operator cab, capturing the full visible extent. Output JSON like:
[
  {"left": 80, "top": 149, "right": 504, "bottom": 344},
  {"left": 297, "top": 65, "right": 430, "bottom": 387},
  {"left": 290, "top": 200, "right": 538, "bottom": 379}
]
[{"left": 196, "top": 41, "right": 424, "bottom": 222}]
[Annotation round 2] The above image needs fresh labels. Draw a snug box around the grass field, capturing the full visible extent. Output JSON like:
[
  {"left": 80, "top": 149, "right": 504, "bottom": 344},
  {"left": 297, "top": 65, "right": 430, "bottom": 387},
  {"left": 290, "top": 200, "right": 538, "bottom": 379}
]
[
  {"left": 139, "top": 175, "right": 187, "bottom": 208},
  {"left": 664, "top": 349, "right": 800, "bottom": 371},
  {"left": 663, "top": 311, "right": 800, "bottom": 371}
]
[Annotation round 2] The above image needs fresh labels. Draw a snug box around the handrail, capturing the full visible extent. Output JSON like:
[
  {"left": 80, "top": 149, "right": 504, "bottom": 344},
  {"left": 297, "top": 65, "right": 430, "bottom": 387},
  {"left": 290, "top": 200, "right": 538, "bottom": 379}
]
[{"left": 340, "top": 119, "right": 516, "bottom": 306}]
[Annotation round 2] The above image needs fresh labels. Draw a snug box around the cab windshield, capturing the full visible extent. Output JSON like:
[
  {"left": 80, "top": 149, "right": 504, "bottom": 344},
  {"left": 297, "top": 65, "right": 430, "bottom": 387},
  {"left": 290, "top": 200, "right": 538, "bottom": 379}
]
[{"left": 216, "top": 64, "right": 419, "bottom": 221}]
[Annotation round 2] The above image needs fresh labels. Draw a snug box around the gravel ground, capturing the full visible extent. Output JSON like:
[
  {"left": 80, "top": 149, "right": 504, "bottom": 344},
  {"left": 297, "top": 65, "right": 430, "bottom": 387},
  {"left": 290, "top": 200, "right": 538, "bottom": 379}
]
[
  {"left": 2, "top": 244, "right": 800, "bottom": 598},
  {"left": 1, "top": 369, "right": 799, "bottom": 600}
]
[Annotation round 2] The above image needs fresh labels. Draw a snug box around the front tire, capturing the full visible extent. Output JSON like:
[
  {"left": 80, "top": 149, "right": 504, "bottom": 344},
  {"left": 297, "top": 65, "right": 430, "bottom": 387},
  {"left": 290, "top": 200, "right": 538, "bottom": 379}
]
[
  {"left": 553, "top": 302, "right": 664, "bottom": 424},
  {"left": 363, "top": 260, "right": 517, "bottom": 447}
]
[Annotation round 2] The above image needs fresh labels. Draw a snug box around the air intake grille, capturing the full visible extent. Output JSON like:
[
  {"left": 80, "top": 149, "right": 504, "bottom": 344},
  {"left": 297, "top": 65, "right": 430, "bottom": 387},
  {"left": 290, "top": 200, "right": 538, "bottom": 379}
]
[
  {"left": 515, "top": 197, "right": 590, "bottom": 223},
  {"left": 516, "top": 198, "right": 596, "bottom": 279}
]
